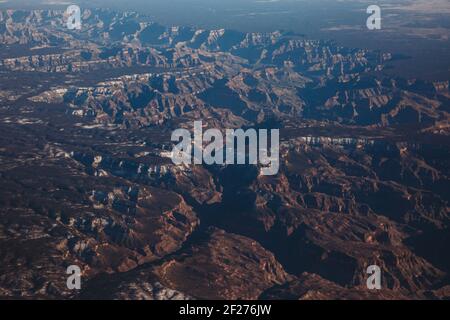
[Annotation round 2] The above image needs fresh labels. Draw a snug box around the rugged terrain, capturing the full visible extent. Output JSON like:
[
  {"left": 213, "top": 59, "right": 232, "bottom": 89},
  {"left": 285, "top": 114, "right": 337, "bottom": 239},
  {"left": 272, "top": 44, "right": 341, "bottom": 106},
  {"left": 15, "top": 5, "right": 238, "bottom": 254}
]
[{"left": 0, "top": 9, "right": 449, "bottom": 300}]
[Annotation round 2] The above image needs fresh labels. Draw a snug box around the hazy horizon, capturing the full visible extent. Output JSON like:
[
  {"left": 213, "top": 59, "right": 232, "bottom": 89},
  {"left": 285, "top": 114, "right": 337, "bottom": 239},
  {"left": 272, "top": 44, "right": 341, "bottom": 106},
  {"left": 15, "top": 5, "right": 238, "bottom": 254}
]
[{"left": 1, "top": 0, "right": 449, "bottom": 80}]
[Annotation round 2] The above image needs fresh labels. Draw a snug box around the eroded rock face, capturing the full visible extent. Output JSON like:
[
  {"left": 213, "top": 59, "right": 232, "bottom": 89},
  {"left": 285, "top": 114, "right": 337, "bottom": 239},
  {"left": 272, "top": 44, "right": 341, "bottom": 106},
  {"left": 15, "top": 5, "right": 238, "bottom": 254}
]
[
  {"left": 152, "top": 228, "right": 289, "bottom": 300},
  {"left": 77, "top": 228, "right": 289, "bottom": 300},
  {"left": 0, "top": 130, "right": 199, "bottom": 297},
  {"left": 261, "top": 272, "right": 450, "bottom": 300},
  {"left": 260, "top": 273, "right": 413, "bottom": 300},
  {"left": 78, "top": 271, "right": 192, "bottom": 300},
  {"left": 192, "top": 141, "right": 449, "bottom": 295}
]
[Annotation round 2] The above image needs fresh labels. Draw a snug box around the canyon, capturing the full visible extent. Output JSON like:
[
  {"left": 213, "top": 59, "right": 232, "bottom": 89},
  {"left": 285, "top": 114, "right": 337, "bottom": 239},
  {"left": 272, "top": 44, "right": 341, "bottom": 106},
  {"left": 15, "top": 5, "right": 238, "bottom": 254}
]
[{"left": 0, "top": 9, "right": 448, "bottom": 300}]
